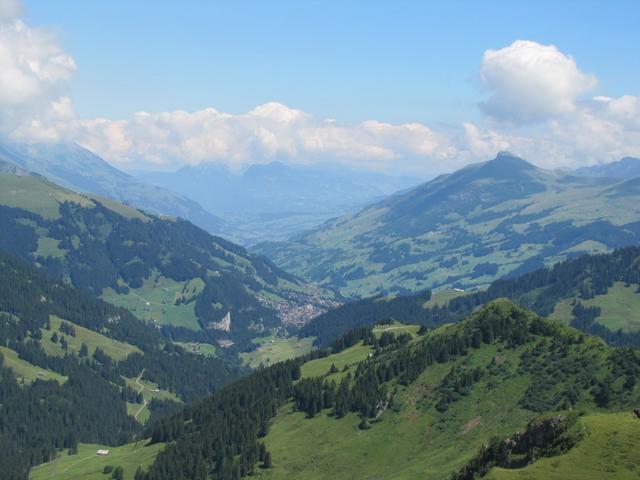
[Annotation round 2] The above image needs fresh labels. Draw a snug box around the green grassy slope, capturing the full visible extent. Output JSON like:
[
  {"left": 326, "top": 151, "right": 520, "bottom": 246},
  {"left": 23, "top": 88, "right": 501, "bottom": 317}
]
[
  {"left": 101, "top": 272, "right": 205, "bottom": 330},
  {"left": 40, "top": 315, "right": 141, "bottom": 360},
  {"left": 485, "top": 412, "right": 640, "bottom": 480},
  {"left": 550, "top": 282, "right": 640, "bottom": 332},
  {"left": 0, "top": 346, "right": 67, "bottom": 385},
  {"left": 255, "top": 343, "right": 532, "bottom": 479},
  {"left": 249, "top": 301, "right": 640, "bottom": 480},
  {"left": 241, "top": 336, "right": 315, "bottom": 368},
  {"left": 123, "top": 374, "right": 182, "bottom": 424},
  {"left": 29, "top": 441, "right": 165, "bottom": 480},
  {"left": 0, "top": 173, "right": 93, "bottom": 219},
  {"left": 129, "top": 299, "right": 640, "bottom": 479},
  {"left": 256, "top": 153, "right": 640, "bottom": 298}
]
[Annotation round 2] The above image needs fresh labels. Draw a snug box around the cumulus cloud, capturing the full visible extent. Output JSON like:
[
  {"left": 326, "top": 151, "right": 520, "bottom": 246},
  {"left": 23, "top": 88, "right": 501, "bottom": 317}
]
[
  {"left": 69, "top": 39, "right": 634, "bottom": 173},
  {"left": 545, "top": 94, "right": 640, "bottom": 164},
  {"left": 479, "top": 40, "right": 597, "bottom": 124},
  {"left": 0, "top": 1, "right": 77, "bottom": 140},
  {"left": 72, "top": 103, "right": 458, "bottom": 172}
]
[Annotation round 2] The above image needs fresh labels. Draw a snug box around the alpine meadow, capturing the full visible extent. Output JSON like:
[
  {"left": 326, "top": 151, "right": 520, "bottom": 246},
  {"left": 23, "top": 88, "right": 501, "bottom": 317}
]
[{"left": 1, "top": 1, "right": 640, "bottom": 479}]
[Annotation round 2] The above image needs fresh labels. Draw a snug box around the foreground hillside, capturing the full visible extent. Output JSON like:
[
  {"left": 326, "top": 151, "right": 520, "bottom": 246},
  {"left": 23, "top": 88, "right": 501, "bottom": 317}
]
[
  {"left": 0, "top": 171, "right": 333, "bottom": 349},
  {"left": 102, "top": 299, "right": 640, "bottom": 480},
  {"left": 0, "top": 253, "right": 242, "bottom": 479},
  {"left": 256, "top": 153, "right": 640, "bottom": 298}
]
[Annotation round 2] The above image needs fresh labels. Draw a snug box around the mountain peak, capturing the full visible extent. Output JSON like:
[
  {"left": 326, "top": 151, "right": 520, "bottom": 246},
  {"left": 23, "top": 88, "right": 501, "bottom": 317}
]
[
  {"left": 496, "top": 150, "right": 519, "bottom": 158},
  {"left": 489, "top": 151, "right": 534, "bottom": 168},
  {"left": 471, "top": 152, "right": 537, "bottom": 182}
]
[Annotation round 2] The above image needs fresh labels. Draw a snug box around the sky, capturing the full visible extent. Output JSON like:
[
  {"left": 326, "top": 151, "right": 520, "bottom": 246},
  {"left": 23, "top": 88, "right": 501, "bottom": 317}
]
[{"left": 1, "top": 0, "right": 639, "bottom": 174}]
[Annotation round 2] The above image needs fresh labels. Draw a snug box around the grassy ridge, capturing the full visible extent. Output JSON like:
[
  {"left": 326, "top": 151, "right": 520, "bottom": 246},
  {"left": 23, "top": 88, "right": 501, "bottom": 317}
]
[
  {"left": 256, "top": 341, "right": 534, "bottom": 480},
  {"left": 300, "top": 343, "right": 372, "bottom": 380},
  {"left": 249, "top": 301, "right": 640, "bottom": 479},
  {"left": 0, "top": 174, "right": 92, "bottom": 219}
]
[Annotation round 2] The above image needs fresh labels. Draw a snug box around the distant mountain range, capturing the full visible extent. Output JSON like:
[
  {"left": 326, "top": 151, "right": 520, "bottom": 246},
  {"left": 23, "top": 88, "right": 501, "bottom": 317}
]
[
  {"left": 136, "top": 161, "right": 422, "bottom": 244},
  {"left": 0, "top": 140, "right": 422, "bottom": 245},
  {"left": 0, "top": 141, "right": 227, "bottom": 235},
  {"left": 255, "top": 152, "right": 640, "bottom": 298},
  {"left": 574, "top": 156, "right": 640, "bottom": 179}
]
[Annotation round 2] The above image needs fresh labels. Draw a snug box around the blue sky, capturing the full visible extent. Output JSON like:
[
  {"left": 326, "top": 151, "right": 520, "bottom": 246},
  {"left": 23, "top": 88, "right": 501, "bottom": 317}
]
[
  {"left": 2, "top": 0, "right": 639, "bottom": 173},
  {"left": 27, "top": 0, "right": 640, "bottom": 124}
]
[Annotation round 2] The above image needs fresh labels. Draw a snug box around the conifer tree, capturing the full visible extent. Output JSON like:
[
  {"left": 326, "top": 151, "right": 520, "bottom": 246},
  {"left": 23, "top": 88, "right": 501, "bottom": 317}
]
[{"left": 262, "top": 451, "right": 272, "bottom": 469}]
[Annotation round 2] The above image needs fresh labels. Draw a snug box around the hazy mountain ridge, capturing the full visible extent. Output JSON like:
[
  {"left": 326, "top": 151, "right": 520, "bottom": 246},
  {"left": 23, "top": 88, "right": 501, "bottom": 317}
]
[
  {"left": 0, "top": 141, "right": 228, "bottom": 235},
  {"left": 255, "top": 153, "right": 640, "bottom": 298},
  {"left": 574, "top": 156, "right": 640, "bottom": 179}
]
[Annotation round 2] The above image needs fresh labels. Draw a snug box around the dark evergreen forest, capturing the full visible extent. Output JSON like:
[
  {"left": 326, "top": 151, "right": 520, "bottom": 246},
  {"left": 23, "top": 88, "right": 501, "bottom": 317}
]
[{"left": 0, "top": 254, "right": 241, "bottom": 479}]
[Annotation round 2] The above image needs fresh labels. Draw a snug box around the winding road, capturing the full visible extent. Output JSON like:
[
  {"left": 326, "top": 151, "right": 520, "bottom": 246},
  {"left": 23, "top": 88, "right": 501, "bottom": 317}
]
[{"left": 134, "top": 369, "right": 148, "bottom": 421}]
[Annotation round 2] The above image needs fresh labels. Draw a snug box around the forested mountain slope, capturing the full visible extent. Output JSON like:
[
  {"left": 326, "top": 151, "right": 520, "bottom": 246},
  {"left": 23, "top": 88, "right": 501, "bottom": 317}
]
[
  {"left": 0, "top": 253, "right": 240, "bottom": 479},
  {"left": 124, "top": 300, "right": 640, "bottom": 480},
  {"left": 256, "top": 153, "right": 640, "bottom": 298},
  {"left": 0, "top": 171, "right": 332, "bottom": 350},
  {"left": 301, "top": 246, "right": 640, "bottom": 347}
]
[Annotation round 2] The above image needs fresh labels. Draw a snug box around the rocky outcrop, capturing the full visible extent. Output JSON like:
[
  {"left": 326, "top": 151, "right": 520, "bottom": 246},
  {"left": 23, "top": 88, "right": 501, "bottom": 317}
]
[
  {"left": 452, "top": 414, "right": 578, "bottom": 480},
  {"left": 208, "top": 311, "right": 231, "bottom": 332}
]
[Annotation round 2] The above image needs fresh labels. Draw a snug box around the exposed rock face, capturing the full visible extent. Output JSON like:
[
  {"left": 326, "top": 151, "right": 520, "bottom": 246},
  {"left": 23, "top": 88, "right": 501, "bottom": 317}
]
[
  {"left": 209, "top": 311, "right": 231, "bottom": 331},
  {"left": 452, "top": 414, "right": 577, "bottom": 480},
  {"left": 497, "top": 415, "right": 570, "bottom": 467}
]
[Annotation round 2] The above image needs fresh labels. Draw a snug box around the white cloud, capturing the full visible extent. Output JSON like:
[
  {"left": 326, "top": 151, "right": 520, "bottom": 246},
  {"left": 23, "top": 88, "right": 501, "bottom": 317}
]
[
  {"left": 545, "top": 95, "right": 640, "bottom": 165},
  {"left": 1, "top": 17, "right": 638, "bottom": 176},
  {"left": 0, "top": 2, "right": 76, "bottom": 140},
  {"left": 479, "top": 40, "right": 597, "bottom": 124},
  {"left": 72, "top": 103, "right": 459, "bottom": 172},
  {"left": 69, "top": 39, "right": 633, "bottom": 174},
  {"left": 0, "top": 0, "right": 22, "bottom": 21}
]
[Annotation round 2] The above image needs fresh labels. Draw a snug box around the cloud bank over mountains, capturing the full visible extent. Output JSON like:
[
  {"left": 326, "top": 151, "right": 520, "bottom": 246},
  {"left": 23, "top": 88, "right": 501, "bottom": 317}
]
[{"left": 0, "top": 1, "right": 638, "bottom": 175}]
